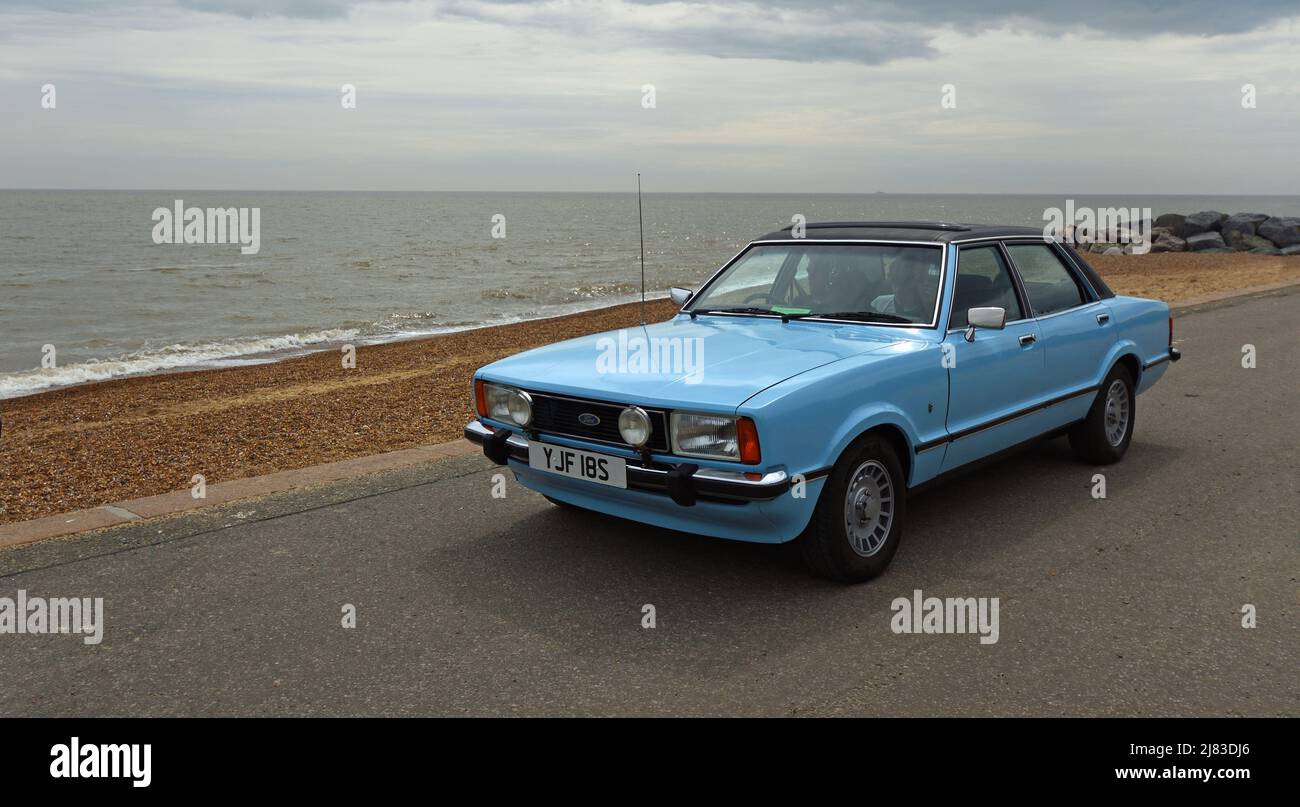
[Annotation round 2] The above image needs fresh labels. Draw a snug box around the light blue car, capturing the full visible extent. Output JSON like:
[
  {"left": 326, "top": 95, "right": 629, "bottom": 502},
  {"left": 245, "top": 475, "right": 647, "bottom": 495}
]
[{"left": 465, "top": 221, "right": 1181, "bottom": 581}]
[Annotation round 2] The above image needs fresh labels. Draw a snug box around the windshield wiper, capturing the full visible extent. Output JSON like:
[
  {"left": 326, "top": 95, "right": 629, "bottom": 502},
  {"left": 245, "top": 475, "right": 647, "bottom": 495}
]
[
  {"left": 790, "top": 311, "right": 916, "bottom": 324},
  {"left": 688, "top": 306, "right": 779, "bottom": 319},
  {"left": 689, "top": 307, "right": 914, "bottom": 324}
]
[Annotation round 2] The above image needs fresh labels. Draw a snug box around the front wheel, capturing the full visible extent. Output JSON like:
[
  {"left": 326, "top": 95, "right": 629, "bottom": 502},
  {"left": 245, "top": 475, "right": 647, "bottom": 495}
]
[
  {"left": 798, "top": 433, "right": 907, "bottom": 583},
  {"left": 1068, "top": 364, "right": 1135, "bottom": 464}
]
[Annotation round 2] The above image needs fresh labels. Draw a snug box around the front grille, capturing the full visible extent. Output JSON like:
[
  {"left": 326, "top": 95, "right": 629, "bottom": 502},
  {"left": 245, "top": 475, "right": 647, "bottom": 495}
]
[{"left": 527, "top": 391, "right": 670, "bottom": 452}]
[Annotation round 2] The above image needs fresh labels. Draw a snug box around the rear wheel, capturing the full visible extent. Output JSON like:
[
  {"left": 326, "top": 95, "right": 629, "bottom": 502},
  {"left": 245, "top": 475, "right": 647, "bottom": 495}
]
[
  {"left": 798, "top": 433, "right": 907, "bottom": 583},
  {"left": 1068, "top": 364, "right": 1135, "bottom": 464}
]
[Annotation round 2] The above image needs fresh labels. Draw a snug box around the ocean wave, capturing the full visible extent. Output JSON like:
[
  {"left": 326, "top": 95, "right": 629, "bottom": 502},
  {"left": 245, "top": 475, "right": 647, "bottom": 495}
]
[
  {"left": 564, "top": 282, "right": 639, "bottom": 301},
  {"left": 128, "top": 263, "right": 241, "bottom": 272},
  {"left": 0, "top": 328, "right": 360, "bottom": 399},
  {"left": 0, "top": 291, "right": 671, "bottom": 400}
]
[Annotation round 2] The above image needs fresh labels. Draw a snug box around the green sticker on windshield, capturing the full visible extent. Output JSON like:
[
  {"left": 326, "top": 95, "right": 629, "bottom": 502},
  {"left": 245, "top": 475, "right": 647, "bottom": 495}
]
[{"left": 769, "top": 306, "right": 811, "bottom": 315}]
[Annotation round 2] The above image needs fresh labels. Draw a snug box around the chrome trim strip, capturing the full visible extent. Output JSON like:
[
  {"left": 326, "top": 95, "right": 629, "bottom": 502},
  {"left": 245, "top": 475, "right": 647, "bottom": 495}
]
[
  {"left": 1142, "top": 352, "right": 1175, "bottom": 370},
  {"left": 914, "top": 385, "right": 1099, "bottom": 452},
  {"left": 629, "top": 464, "right": 790, "bottom": 488},
  {"left": 1031, "top": 299, "right": 1103, "bottom": 322},
  {"left": 948, "top": 234, "right": 1054, "bottom": 245},
  {"left": 945, "top": 320, "right": 1032, "bottom": 334},
  {"left": 747, "top": 239, "right": 947, "bottom": 246}
]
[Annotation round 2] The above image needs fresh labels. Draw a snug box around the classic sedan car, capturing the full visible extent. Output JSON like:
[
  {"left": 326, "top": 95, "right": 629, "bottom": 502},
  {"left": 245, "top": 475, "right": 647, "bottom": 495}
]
[{"left": 465, "top": 221, "right": 1181, "bottom": 582}]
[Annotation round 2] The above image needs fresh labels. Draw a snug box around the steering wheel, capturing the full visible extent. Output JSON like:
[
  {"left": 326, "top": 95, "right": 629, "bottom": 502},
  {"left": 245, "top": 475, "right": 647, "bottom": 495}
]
[{"left": 742, "top": 292, "right": 770, "bottom": 305}]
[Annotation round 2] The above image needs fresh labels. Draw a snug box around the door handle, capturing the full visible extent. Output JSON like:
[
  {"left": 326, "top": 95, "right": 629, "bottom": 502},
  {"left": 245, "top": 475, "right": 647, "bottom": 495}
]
[
  {"left": 1096, "top": 313, "right": 1110, "bottom": 325},
  {"left": 1018, "top": 334, "right": 1037, "bottom": 346}
]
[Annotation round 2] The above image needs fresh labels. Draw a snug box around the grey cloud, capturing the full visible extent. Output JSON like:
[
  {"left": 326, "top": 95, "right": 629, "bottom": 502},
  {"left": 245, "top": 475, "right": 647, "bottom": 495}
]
[
  {"left": 2, "top": 0, "right": 1294, "bottom": 63},
  {"left": 5, "top": 0, "right": 1296, "bottom": 35},
  {"left": 947, "top": 0, "right": 1300, "bottom": 36},
  {"left": 177, "top": 0, "right": 357, "bottom": 17},
  {"left": 436, "top": 0, "right": 937, "bottom": 65},
  {"left": 435, "top": 0, "right": 1298, "bottom": 66},
  {"left": 0, "top": 0, "right": 367, "bottom": 19},
  {"left": 7, "top": 0, "right": 1297, "bottom": 34},
  {"left": 666, "top": 24, "right": 936, "bottom": 65},
  {"left": 621, "top": 0, "right": 1300, "bottom": 37}
]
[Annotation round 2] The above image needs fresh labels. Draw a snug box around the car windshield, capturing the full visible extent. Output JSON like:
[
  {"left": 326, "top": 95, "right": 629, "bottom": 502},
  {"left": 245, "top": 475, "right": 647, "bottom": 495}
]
[{"left": 686, "top": 243, "right": 944, "bottom": 326}]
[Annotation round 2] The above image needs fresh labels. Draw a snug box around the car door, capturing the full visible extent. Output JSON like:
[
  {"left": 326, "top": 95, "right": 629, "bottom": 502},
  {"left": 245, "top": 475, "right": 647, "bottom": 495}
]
[
  {"left": 940, "top": 244, "right": 1044, "bottom": 472},
  {"left": 1003, "top": 242, "right": 1114, "bottom": 429}
]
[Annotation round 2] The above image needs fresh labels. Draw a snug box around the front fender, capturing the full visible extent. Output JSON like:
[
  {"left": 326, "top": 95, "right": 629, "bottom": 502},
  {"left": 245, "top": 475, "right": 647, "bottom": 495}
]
[
  {"left": 824, "top": 404, "right": 926, "bottom": 478},
  {"left": 740, "top": 343, "right": 949, "bottom": 488}
]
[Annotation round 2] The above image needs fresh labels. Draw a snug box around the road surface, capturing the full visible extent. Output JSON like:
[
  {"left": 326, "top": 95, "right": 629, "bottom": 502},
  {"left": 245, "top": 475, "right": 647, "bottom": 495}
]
[{"left": 1, "top": 289, "right": 1296, "bottom": 716}]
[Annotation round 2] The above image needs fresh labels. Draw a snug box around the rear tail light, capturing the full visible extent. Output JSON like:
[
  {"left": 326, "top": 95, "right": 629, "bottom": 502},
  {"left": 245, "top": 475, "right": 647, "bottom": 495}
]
[{"left": 1168, "top": 315, "right": 1174, "bottom": 348}]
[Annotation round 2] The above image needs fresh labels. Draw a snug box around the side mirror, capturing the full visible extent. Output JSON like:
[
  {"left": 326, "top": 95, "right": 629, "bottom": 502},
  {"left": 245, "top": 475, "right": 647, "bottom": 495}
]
[
  {"left": 964, "top": 306, "right": 1006, "bottom": 342},
  {"left": 670, "top": 287, "right": 694, "bottom": 306}
]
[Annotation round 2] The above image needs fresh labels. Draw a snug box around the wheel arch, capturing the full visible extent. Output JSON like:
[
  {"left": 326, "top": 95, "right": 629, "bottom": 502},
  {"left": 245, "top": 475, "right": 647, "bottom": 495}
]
[
  {"left": 835, "top": 421, "right": 914, "bottom": 488},
  {"left": 861, "top": 423, "right": 912, "bottom": 485},
  {"left": 1099, "top": 339, "right": 1143, "bottom": 390},
  {"left": 1111, "top": 350, "right": 1141, "bottom": 388}
]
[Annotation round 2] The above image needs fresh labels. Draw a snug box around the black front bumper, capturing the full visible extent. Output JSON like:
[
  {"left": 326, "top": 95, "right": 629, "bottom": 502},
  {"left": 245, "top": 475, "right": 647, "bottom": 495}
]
[{"left": 463, "top": 420, "right": 790, "bottom": 505}]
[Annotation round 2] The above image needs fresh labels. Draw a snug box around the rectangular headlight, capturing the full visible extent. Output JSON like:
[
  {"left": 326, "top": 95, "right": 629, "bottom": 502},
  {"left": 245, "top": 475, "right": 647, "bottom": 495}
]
[
  {"left": 483, "top": 382, "right": 516, "bottom": 421},
  {"left": 671, "top": 413, "right": 741, "bottom": 461}
]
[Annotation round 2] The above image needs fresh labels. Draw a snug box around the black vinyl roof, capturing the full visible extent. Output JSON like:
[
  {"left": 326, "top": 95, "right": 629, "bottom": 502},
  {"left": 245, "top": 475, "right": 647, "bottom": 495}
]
[{"left": 755, "top": 221, "right": 1045, "bottom": 243}]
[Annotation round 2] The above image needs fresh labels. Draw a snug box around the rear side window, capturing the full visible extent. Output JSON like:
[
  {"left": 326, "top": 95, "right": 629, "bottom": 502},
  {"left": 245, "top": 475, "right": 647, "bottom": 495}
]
[
  {"left": 1060, "top": 243, "right": 1115, "bottom": 299},
  {"left": 1006, "top": 244, "right": 1086, "bottom": 316},
  {"left": 950, "top": 246, "right": 1024, "bottom": 329}
]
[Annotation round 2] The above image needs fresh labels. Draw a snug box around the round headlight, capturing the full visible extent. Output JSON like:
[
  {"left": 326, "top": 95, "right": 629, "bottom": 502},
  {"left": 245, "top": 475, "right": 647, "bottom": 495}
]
[
  {"left": 507, "top": 389, "right": 533, "bottom": 427},
  {"left": 618, "top": 406, "right": 652, "bottom": 448}
]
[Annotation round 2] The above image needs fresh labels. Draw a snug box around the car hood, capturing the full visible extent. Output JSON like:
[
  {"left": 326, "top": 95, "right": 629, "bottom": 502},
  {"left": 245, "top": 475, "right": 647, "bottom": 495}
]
[{"left": 477, "top": 315, "right": 921, "bottom": 410}]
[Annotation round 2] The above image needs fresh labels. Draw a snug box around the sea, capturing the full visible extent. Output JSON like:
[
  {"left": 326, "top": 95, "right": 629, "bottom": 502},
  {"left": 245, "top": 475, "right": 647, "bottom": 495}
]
[{"left": 2, "top": 190, "right": 1297, "bottom": 398}]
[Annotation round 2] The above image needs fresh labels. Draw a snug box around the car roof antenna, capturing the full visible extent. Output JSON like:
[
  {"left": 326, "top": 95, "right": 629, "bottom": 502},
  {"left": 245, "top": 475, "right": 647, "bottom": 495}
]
[{"left": 637, "top": 172, "right": 646, "bottom": 325}]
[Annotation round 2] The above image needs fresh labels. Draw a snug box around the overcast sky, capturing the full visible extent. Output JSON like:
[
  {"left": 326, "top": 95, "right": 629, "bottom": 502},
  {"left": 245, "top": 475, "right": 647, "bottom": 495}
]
[{"left": 1, "top": 0, "right": 1297, "bottom": 192}]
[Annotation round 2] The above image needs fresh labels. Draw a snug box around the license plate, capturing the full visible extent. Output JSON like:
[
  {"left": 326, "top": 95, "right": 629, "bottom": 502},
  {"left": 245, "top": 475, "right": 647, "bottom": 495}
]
[{"left": 528, "top": 443, "right": 627, "bottom": 489}]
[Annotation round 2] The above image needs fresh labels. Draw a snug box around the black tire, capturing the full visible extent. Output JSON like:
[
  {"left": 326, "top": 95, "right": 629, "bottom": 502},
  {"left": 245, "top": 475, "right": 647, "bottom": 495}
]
[
  {"left": 1068, "top": 364, "right": 1135, "bottom": 464},
  {"left": 797, "top": 433, "right": 907, "bottom": 583}
]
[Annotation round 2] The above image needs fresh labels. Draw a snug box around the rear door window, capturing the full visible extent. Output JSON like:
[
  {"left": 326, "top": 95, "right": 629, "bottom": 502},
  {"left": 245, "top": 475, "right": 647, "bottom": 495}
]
[{"left": 1005, "top": 244, "right": 1087, "bottom": 317}]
